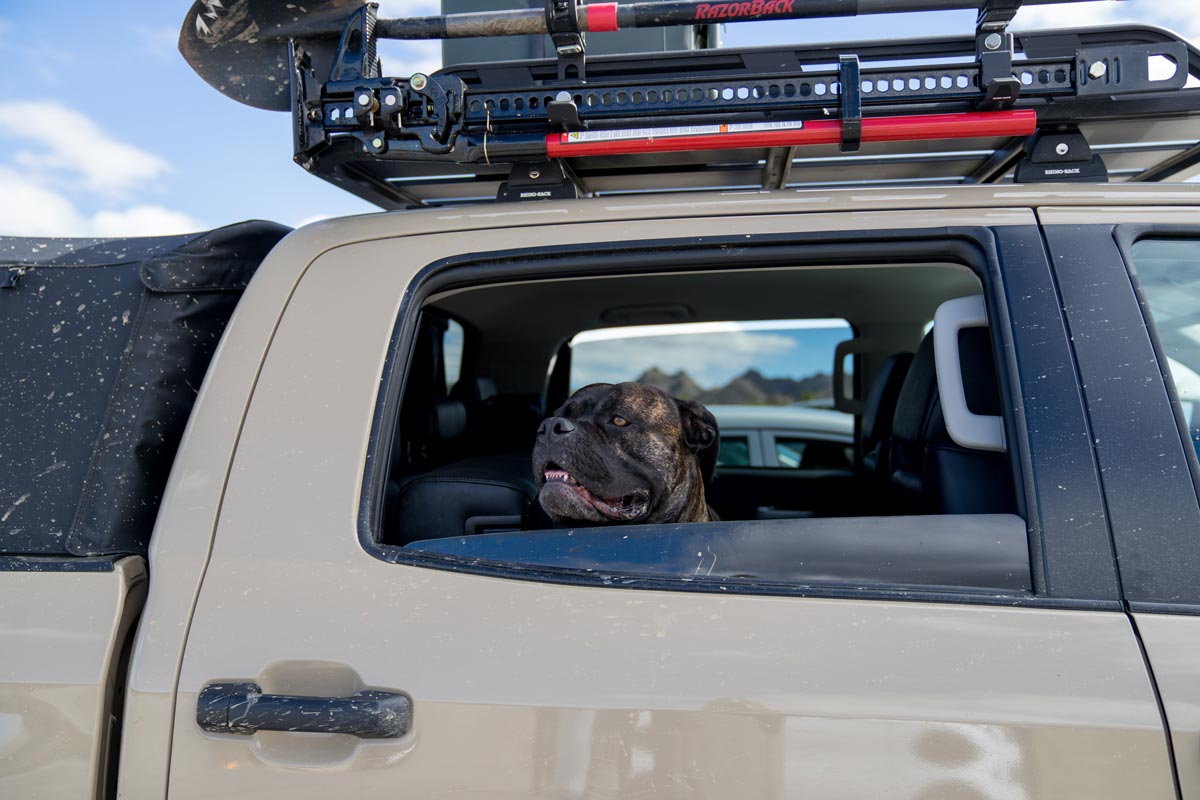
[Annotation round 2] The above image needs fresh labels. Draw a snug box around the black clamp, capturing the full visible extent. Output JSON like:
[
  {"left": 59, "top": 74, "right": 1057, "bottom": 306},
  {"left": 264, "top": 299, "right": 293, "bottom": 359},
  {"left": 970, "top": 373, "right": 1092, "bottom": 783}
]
[
  {"left": 975, "top": 0, "right": 1022, "bottom": 108},
  {"left": 546, "top": 0, "right": 586, "bottom": 81},
  {"left": 839, "top": 55, "right": 862, "bottom": 153},
  {"left": 547, "top": 90, "right": 585, "bottom": 132},
  {"left": 403, "top": 74, "right": 467, "bottom": 155},
  {"left": 978, "top": 31, "right": 1021, "bottom": 108}
]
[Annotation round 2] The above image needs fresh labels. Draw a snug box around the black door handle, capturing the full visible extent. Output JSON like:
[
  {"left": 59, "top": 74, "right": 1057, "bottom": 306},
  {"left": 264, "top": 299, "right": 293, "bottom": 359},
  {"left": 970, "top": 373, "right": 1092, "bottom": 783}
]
[{"left": 196, "top": 682, "right": 412, "bottom": 739}]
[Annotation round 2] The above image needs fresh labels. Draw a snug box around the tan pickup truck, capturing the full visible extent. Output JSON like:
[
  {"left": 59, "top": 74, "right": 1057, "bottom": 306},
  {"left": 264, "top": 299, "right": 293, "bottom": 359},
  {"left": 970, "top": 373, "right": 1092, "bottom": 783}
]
[{"left": 6, "top": 0, "right": 1200, "bottom": 797}]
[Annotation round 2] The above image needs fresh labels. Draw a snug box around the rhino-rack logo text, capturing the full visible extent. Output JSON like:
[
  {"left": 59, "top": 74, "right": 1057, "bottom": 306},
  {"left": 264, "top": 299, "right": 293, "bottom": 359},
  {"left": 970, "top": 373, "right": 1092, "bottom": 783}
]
[{"left": 695, "top": 1, "right": 797, "bottom": 20}]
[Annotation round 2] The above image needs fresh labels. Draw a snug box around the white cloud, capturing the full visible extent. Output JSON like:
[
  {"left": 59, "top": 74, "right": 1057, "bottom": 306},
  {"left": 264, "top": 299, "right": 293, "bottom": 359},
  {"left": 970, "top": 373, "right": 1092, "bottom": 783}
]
[
  {"left": 0, "top": 101, "right": 171, "bottom": 196},
  {"left": 0, "top": 102, "right": 202, "bottom": 237},
  {"left": 1013, "top": 1, "right": 1200, "bottom": 42},
  {"left": 574, "top": 319, "right": 849, "bottom": 344},
  {"left": 377, "top": 38, "right": 443, "bottom": 79},
  {"left": 89, "top": 206, "right": 203, "bottom": 237},
  {"left": 0, "top": 166, "right": 202, "bottom": 237}
]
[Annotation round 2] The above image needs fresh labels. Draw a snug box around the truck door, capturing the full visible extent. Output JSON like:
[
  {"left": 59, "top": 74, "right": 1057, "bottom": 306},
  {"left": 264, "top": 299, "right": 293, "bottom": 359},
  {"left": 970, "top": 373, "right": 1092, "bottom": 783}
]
[
  {"left": 167, "top": 207, "right": 1175, "bottom": 798},
  {"left": 1042, "top": 209, "right": 1200, "bottom": 800}
]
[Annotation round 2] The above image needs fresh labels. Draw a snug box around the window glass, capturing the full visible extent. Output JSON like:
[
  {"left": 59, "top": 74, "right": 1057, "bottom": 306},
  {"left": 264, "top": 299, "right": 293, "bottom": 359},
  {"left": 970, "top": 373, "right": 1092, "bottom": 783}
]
[
  {"left": 775, "top": 437, "right": 853, "bottom": 470},
  {"left": 444, "top": 319, "right": 464, "bottom": 393},
  {"left": 717, "top": 436, "right": 751, "bottom": 467},
  {"left": 1132, "top": 238, "right": 1200, "bottom": 459}
]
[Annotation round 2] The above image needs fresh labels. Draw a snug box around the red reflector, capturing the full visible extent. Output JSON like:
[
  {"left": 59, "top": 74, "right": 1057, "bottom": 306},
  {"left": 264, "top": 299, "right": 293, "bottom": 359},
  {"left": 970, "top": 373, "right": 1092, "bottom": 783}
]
[
  {"left": 547, "top": 111, "right": 1037, "bottom": 158},
  {"left": 587, "top": 3, "right": 619, "bottom": 32}
]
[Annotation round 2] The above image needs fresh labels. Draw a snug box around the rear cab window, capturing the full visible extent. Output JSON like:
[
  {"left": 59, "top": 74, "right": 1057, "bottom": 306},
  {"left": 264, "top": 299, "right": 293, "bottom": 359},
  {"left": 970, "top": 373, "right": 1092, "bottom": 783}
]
[{"left": 373, "top": 232, "right": 1041, "bottom": 601}]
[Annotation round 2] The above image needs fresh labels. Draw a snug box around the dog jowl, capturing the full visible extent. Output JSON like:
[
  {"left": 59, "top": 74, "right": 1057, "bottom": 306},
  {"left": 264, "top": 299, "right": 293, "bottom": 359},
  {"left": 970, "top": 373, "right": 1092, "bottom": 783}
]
[{"left": 533, "top": 382, "right": 720, "bottom": 526}]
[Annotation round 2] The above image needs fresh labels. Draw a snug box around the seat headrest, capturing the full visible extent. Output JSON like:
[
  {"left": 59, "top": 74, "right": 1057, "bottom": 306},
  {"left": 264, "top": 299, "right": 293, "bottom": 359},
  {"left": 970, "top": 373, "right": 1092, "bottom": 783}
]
[
  {"left": 891, "top": 335, "right": 939, "bottom": 446},
  {"left": 430, "top": 398, "right": 468, "bottom": 441},
  {"left": 863, "top": 352, "right": 914, "bottom": 444}
]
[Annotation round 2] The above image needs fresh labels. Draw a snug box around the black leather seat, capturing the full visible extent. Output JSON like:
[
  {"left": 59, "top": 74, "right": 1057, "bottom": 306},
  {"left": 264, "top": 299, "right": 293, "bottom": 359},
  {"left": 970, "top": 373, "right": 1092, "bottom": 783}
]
[
  {"left": 386, "top": 396, "right": 540, "bottom": 545},
  {"left": 860, "top": 352, "right": 914, "bottom": 482},
  {"left": 389, "top": 449, "right": 538, "bottom": 544},
  {"left": 888, "top": 330, "right": 1016, "bottom": 515}
]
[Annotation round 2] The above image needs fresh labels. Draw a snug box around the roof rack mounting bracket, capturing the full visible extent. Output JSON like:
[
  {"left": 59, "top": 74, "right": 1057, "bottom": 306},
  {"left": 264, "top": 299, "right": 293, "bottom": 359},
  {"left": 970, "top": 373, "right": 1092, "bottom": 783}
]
[
  {"left": 497, "top": 161, "right": 581, "bottom": 202},
  {"left": 546, "top": 0, "right": 587, "bottom": 82},
  {"left": 1015, "top": 127, "right": 1108, "bottom": 183},
  {"left": 839, "top": 55, "right": 862, "bottom": 153}
]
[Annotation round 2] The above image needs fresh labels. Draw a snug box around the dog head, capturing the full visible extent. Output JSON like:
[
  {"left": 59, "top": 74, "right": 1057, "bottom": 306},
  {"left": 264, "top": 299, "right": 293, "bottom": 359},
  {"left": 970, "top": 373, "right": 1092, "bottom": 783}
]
[{"left": 533, "top": 382, "right": 719, "bottom": 526}]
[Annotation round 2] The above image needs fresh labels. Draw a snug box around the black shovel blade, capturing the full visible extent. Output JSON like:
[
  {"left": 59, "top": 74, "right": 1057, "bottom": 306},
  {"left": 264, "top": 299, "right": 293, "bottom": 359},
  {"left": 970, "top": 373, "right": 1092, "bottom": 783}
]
[{"left": 179, "top": 0, "right": 357, "bottom": 111}]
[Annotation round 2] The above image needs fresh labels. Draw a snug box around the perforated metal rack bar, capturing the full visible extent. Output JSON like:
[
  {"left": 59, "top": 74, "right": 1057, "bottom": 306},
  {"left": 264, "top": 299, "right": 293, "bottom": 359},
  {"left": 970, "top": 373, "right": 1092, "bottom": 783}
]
[{"left": 293, "top": 23, "right": 1200, "bottom": 207}]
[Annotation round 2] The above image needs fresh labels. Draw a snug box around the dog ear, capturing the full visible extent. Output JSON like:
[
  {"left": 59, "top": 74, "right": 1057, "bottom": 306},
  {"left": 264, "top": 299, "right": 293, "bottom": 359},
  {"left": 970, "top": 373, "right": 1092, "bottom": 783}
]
[{"left": 675, "top": 399, "right": 720, "bottom": 486}]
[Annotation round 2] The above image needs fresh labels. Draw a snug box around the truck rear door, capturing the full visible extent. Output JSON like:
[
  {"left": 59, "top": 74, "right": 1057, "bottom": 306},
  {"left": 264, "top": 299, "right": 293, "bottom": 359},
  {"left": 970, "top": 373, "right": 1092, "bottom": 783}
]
[
  {"left": 166, "top": 204, "right": 1175, "bottom": 798},
  {"left": 1042, "top": 207, "right": 1200, "bottom": 799}
]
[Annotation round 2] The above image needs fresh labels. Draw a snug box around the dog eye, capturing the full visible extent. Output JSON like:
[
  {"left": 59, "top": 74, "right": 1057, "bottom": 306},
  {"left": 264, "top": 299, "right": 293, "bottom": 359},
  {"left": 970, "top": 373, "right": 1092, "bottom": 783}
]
[{"left": 611, "top": 415, "right": 629, "bottom": 427}]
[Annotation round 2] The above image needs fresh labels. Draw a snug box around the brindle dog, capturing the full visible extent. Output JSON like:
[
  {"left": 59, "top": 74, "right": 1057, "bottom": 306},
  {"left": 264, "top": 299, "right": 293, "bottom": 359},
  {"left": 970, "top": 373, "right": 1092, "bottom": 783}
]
[{"left": 533, "top": 382, "right": 720, "bottom": 526}]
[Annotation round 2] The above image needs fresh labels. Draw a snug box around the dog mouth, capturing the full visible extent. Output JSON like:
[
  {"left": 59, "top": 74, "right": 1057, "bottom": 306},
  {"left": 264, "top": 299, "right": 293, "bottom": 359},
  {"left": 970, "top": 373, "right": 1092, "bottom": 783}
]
[{"left": 542, "top": 463, "right": 651, "bottom": 521}]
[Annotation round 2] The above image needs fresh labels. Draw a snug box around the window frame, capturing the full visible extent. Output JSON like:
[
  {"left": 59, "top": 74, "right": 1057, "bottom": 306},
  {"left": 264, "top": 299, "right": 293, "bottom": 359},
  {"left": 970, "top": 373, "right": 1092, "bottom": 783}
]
[
  {"left": 763, "top": 429, "right": 854, "bottom": 470},
  {"left": 1105, "top": 223, "right": 1200, "bottom": 611},
  {"left": 716, "top": 429, "right": 763, "bottom": 468},
  {"left": 358, "top": 226, "right": 1118, "bottom": 609}
]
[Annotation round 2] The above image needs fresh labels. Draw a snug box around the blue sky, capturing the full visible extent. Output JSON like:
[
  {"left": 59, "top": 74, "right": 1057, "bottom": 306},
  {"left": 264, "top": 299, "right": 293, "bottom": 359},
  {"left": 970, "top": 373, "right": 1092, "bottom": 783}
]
[{"left": 0, "top": 0, "right": 1196, "bottom": 237}]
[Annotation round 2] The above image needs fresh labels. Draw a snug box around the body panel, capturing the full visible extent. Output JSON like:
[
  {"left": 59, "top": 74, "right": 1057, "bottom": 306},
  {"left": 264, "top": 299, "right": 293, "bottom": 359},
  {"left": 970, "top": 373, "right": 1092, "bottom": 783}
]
[
  {"left": 1136, "top": 612, "right": 1200, "bottom": 799},
  {"left": 167, "top": 211, "right": 1172, "bottom": 798},
  {"left": 0, "top": 557, "right": 145, "bottom": 799}
]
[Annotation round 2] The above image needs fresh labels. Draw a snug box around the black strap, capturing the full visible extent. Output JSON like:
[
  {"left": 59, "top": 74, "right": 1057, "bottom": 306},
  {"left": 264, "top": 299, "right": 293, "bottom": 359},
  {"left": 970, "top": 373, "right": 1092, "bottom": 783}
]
[{"left": 839, "top": 55, "right": 862, "bottom": 153}]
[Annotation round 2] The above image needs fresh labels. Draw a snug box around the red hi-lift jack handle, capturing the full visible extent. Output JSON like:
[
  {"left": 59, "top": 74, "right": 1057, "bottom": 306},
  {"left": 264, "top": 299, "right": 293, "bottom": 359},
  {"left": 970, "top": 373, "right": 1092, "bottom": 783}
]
[{"left": 545, "top": 110, "right": 1038, "bottom": 158}]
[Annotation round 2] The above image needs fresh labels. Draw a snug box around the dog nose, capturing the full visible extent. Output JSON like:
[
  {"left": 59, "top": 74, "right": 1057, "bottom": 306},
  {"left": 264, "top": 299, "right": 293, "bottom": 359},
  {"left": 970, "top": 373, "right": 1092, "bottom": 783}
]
[{"left": 538, "top": 416, "right": 576, "bottom": 439}]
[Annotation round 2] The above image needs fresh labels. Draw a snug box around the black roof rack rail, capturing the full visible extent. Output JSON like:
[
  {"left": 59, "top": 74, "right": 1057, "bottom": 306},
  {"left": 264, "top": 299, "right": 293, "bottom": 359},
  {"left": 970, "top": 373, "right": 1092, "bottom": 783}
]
[{"left": 181, "top": 1, "right": 1200, "bottom": 207}]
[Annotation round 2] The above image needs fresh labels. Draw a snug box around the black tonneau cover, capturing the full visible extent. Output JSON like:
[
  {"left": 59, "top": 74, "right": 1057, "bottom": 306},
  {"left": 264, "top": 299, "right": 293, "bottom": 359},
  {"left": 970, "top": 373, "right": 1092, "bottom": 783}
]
[{"left": 0, "top": 221, "right": 289, "bottom": 557}]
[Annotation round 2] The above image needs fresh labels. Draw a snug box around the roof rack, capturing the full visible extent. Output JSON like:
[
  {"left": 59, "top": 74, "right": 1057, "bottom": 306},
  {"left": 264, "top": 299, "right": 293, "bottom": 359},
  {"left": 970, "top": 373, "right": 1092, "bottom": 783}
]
[{"left": 181, "top": 0, "right": 1200, "bottom": 207}]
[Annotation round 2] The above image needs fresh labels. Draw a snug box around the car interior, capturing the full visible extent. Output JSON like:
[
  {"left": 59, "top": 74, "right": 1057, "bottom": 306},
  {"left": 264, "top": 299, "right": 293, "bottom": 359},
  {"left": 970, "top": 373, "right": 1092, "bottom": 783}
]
[{"left": 381, "top": 259, "right": 1019, "bottom": 549}]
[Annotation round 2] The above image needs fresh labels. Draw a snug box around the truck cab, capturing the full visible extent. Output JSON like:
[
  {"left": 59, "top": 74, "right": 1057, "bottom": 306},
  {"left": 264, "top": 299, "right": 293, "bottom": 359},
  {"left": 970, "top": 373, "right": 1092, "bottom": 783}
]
[{"left": 5, "top": 1, "right": 1200, "bottom": 797}]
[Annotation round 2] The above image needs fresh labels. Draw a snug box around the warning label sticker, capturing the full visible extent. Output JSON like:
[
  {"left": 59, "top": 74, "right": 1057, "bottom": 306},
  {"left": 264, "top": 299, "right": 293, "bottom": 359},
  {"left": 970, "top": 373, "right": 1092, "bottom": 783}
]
[{"left": 562, "top": 120, "right": 805, "bottom": 144}]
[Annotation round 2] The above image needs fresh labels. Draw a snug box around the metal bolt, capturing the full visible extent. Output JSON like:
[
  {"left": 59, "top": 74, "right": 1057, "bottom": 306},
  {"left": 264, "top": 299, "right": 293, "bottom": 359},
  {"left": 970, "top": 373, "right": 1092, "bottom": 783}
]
[
  {"left": 410, "top": 73, "right": 428, "bottom": 91},
  {"left": 1088, "top": 61, "right": 1107, "bottom": 79},
  {"left": 556, "top": 90, "right": 572, "bottom": 103},
  {"left": 372, "top": 137, "right": 384, "bottom": 149},
  {"left": 1056, "top": 142, "right": 1070, "bottom": 156},
  {"left": 983, "top": 33, "right": 1003, "bottom": 51},
  {"left": 357, "top": 93, "right": 372, "bottom": 106},
  {"left": 307, "top": 108, "right": 321, "bottom": 121},
  {"left": 384, "top": 94, "right": 397, "bottom": 107},
  {"left": 528, "top": 168, "right": 541, "bottom": 179}
]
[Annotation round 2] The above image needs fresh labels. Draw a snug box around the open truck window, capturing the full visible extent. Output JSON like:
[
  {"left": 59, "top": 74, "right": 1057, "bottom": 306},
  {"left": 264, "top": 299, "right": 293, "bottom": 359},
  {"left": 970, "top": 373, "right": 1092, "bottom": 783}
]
[{"left": 375, "top": 238, "right": 1028, "bottom": 598}]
